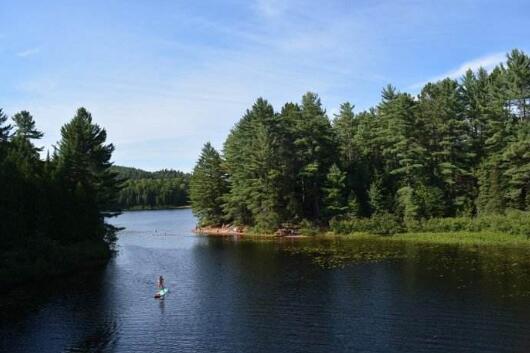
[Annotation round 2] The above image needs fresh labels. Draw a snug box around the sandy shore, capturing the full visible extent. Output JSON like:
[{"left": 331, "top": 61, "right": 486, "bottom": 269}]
[
  {"left": 193, "top": 225, "right": 308, "bottom": 238},
  {"left": 193, "top": 226, "right": 246, "bottom": 237}
]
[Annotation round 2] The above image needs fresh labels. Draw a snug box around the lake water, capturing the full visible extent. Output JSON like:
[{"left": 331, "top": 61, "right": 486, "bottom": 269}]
[{"left": 1, "top": 209, "right": 530, "bottom": 352}]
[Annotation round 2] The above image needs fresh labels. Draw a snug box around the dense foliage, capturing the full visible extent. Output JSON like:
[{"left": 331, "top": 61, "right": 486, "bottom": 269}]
[
  {"left": 0, "top": 108, "right": 121, "bottom": 286},
  {"left": 190, "top": 143, "right": 228, "bottom": 225},
  {"left": 111, "top": 166, "right": 190, "bottom": 209},
  {"left": 190, "top": 49, "right": 530, "bottom": 233}
]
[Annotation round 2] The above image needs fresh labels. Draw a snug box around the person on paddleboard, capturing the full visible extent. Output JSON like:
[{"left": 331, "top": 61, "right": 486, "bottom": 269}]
[{"left": 157, "top": 275, "right": 165, "bottom": 289}]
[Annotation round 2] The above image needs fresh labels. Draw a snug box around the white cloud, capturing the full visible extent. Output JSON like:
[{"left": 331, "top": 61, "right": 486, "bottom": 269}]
[
  {"left": 16, "top": 47, "right": 40, "bottom": 57},
  {"left": 410, "top": 52, "right": 506, "bottom": 89},
  {"left": 255, "top": 0, "right": 291, "bottom": 18},
  {"left": 5, "top": 1, "right": 453, "bottom": 170}
]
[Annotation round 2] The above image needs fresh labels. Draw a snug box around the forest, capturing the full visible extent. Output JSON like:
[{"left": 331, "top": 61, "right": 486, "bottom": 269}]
[
  {"left": 0, "top": 108, "right": 120, "bottom": 287},
  {"left": 190, "top": 49, "right": 530, "bottom": 235},
  {"left": 111, "top": 166, "right": 190, "bottom": 210}
]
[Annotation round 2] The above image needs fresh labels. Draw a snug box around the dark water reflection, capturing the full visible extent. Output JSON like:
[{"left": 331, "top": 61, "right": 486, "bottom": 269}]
[{"left": 1, "top": 209, "right": 530, "bottom": 352}]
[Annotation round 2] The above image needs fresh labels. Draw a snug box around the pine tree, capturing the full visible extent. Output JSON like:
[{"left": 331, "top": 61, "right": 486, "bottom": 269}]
[
  {"left": 460, "top": 68, "right": 490, "bottom": 162},
  {"left": 350, "top": 110, "right": 380, "bottom": 216},
  {"left": 414, "top": 183, "right": 446, "bottom": 218},
  {"left": 332, "top": 102, "right": 357, "bottom": 167},
  {"left": 346, "top": 192, "right": 361, "bottom": 217},
  {"left": 505, "top": 49, "right": 530, "bottom": 121},
  {"left": 278, "top": 102, "right": 304, "bottom": 220},
  {"left": 397, "top": 186, "right": 419, "bottom": 221},
  {"left": 477, "top": 157, "right": 505, "bottom": 214},
  {"left": 287, "top": 92, "right": 336, "bottom": 220},
  {"left": 368, "top": 175, "right": 387, "bottom": 215},
  {"left": 8, "top": 111, "right": 43, "bottom": 177},
  {"left": 501, "top": 124, "right": 530, "bottom": 210},
  {"left": 484, "top": 66, "right": 514, "bottom": 155},
  {"left": 1, "top": 110, "right": 44, "bottom": 239},
  {"left": 378, "top": 88, "right": 426, "bottom": 186},
  {"left": 190, "top": 143, "right": 227, "bottom": 226},
  {"left": 332, "top": 102, "right": 373, "bottom": 215},
  {"left": 55, "top": 107, "right": 120, "bottom": 242},
  {"left": 13, "top": 111, "right": 44, "bottom": 140},
  {"left": 0, "top": 108, "right": 12, "bottom": 169},
  {"left": 323, "top": 164, "right": 348, "bottom": 218},
  {"left": 222, "top": 98, "right": 290, "bottom": 229},
  {"left": 0, "top": 108, "right": 11, "bottom": 143},
  {"left": 417, "top": 79, "right": 474, "bottom": 214}
]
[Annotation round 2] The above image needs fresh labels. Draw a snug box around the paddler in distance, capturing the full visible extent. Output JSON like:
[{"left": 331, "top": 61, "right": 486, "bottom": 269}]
[{"left": 157, "top": 275, "right": 165, "bottom": 290}]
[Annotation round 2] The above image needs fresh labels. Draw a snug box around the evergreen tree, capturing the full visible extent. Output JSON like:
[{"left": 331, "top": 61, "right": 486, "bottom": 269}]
[
  {"left": 417, "top": 79, "right": 474, "bottom": 214},
  {"left": 505, "top": 49, "right": 530, "bottom": 121},
  {"left": 223, "top": 98, "right": 291, "bottom": 229},
  {"left": 346, "top": 192, "right": 361, "bottom": 217},
  {"left": 460, "top": 68, "right": 490, "bottom": 162},
  {"left": 483, "top": 66, "right": 514, "bottom": 155},
  {"left": 278, "top": 102, "right": 304, "bottom": 219},
  {"left": 55, "top": 107, "right": 120, "bottom": 242},
  {"left": 190, "top": 142, "right": 227, "bottom": 226},
  {"left": 351, "top": 110, "right": 380, "bottom": 215},
  {"left": 378, "top": 87, "right": 426, "bottom": 186},
  {"left": 287, "top": 92, "right": 336, "bottom": 220},
  {"left": 500, "top": 124, "right": 530, "bottom": 210},
  {"left": 8, "top": 111, "right": 43, "bottom": 177},
  {"left": 0, "top": 108, "right": 12, "bottom": 173},
  {"left": 368, "top": 175, "right": 387, "bottom": 214},
  {"left": 477, "top": 158, "right": 505, "bottom": 214},
  {"left": 397, "top": 186, "right": 419, "bottom": 221},
  {"left": 332, "top": 102, "right": 372, "bottom": 215},
  {"left": 323, "top": 164, "right": 348, "bottom": 218},
  {"left": 333, "top": 102, "right": 357, "bottom": 167},
  {"left": 0, "top": 108, "right": 12, "bottom": 143},
  {"left": 13, "top": 111, "right": 44, "bottom": 140}
]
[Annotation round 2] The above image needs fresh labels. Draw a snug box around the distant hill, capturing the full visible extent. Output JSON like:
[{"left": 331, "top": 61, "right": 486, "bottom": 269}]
[
  {"left": 111, "top": 165, "right": 189, "bottom": 180},
  {"left": 111, "top": 166, "right": 191, "bottom": 210}
]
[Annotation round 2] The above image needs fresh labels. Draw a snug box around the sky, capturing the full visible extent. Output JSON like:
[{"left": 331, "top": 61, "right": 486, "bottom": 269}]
[{"left": 1, "top": 0, "right": 529, "bottom": 172}]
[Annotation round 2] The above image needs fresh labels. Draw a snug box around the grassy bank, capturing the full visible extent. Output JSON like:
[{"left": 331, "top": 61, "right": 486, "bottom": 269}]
[
  {"left": 0, "top": 238, "right": 111, "bottom": 291},
  {"left": 333, "top": 231, "right": 530, "bottom": 247},
  {"left": 196, "top": 226, "right": 530, "bottom": 247}
]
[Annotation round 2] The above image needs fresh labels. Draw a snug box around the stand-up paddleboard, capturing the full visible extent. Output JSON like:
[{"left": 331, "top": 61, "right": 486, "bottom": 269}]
[{"left": 154, "top": 288, "right": 168, "bottom": 299}]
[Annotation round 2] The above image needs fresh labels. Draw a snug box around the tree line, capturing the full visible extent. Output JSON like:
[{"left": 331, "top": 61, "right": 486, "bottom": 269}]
[
  {"left": 111, "top": 166, "right": 190, "bottom": 209},
  {"left": 190, "top": 49, "right": 530, "bottom": 232},
  {"left": 0, "top": 107, "right": 120, "bottom": 285}
]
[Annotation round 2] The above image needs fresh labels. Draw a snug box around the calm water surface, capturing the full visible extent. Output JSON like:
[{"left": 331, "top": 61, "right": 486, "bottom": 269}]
[{"left": 1, "top": 209, "right": 530, "bottom": 352}]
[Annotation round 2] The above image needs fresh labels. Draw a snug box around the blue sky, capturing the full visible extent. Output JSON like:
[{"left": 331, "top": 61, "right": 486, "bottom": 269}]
[{"left": 1, "top": 0, "right": 529, "bottom": 172}]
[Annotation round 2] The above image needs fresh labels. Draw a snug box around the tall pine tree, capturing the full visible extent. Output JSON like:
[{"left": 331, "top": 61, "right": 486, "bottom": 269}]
[
  {"left": 55, "top": 107, "right": 120, "bottom": 242},
  {"left": 190, "top": 142, "right": 227, "bottom": 226}
]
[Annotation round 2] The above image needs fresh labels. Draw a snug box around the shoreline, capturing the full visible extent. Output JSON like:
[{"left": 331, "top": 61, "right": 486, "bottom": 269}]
[
  {"left": 193, "top": 226, "right": 308, "bottom": 239},
  {"left": 193, "top": 226, "right": 530, "bottom": 247}
]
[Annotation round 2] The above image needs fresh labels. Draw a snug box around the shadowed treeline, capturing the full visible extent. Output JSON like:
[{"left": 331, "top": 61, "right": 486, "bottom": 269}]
[{"left": 0, "top": 108, "right": 121, "bottom": 287}]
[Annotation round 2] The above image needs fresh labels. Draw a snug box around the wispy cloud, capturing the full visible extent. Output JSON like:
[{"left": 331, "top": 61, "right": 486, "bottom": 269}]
[
  {"left": 410, "top": 52, "right": 506, "bottom": 89},
  {"left": 254, "top": 0, "right": 291, "bottom": 18},
  {"left": 3, "top": 0, "right": 529, "bottom": 171},
  {"left": 16, "top": 47, "right": 40, "bottom": 57}
]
